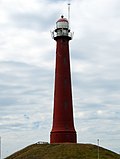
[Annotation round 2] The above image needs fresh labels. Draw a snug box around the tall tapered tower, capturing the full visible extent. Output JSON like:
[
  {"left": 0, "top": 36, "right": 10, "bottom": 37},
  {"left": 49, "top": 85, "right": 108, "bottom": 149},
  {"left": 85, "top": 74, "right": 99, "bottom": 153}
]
[{"left": 50, "top": 16, "right": 77, "bottom": 143}]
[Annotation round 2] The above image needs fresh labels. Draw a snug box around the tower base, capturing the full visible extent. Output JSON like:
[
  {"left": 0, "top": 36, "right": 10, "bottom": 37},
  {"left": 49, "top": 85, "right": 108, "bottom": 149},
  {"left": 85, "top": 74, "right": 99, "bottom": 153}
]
[{"left": 50, "top": 131, "right": 77, "bottom": 143}]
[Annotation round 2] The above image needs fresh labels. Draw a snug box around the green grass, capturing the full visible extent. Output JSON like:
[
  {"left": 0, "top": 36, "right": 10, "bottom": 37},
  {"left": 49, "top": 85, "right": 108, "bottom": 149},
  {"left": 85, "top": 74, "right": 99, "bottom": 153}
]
[{"left": 5, "top": 143, "right": 119, "bottom": 159}]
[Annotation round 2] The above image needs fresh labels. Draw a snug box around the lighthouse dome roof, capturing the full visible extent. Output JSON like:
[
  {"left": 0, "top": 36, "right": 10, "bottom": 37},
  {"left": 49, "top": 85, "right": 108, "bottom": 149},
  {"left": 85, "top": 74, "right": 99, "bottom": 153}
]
[
  {"left": 56, "top": 16, "right": 69, "bottom": 29},
  {"left": 57, "top": 15, "right": 68, "bottom": 23}
]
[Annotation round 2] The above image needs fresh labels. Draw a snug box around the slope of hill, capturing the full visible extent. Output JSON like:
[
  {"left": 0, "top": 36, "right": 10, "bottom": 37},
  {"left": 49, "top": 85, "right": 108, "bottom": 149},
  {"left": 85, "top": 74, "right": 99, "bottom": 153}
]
[{"left": 5, "top": 143, "right": 119, "bottom": 159}]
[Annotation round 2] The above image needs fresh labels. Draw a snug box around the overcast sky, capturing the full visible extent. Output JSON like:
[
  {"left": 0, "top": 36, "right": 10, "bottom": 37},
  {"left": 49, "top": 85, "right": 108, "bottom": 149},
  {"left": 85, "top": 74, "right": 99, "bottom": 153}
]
[{"left": 0, "top": 0, "right": 120, "bottom": 158}]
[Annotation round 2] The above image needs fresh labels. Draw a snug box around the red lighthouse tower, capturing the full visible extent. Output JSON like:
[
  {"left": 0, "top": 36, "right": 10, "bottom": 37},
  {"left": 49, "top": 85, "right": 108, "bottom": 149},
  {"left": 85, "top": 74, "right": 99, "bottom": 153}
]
[{"left": 50, "top": 16, "right": 77, "bottom": 143}]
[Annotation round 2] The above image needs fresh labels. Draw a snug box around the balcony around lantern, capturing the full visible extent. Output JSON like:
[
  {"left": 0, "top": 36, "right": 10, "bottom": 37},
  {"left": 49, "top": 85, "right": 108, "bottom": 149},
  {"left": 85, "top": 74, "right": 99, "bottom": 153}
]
[{"left": 51, "top": 29, "right": 73, "bottom": 40}]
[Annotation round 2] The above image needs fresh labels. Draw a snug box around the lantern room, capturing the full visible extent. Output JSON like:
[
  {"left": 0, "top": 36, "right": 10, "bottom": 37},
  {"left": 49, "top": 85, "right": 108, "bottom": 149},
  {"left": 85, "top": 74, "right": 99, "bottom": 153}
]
[
  {"left": 52, "top": 16, "right": 73, "bottom": 40},
  {"left": 56, "top": 15, "right": 69, "bottom": 29}
]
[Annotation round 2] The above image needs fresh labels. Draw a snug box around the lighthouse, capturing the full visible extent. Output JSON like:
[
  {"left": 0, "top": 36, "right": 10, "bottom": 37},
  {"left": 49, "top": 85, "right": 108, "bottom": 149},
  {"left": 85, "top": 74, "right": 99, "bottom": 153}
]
[{"left": 50, "top": 16, "right": 77, "bottom": 143}]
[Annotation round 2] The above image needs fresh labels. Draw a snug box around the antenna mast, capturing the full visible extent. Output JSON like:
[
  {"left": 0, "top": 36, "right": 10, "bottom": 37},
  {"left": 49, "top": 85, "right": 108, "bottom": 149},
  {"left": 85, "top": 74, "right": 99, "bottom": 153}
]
[{"left": 68, "top": 1, "right": 71, "bottom": 26}]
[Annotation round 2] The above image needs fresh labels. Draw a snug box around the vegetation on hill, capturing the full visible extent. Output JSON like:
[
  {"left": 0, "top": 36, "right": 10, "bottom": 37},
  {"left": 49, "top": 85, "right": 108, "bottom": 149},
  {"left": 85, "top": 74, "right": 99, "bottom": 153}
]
[{"left": 5, "top": 143, "right": 119, "bottom": 159}]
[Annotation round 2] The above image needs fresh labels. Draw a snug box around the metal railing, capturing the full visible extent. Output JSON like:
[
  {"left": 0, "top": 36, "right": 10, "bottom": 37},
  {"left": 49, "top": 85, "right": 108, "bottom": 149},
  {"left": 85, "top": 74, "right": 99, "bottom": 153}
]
[{"left": 51, "top": 30, "right": 74, "bottom": 39}]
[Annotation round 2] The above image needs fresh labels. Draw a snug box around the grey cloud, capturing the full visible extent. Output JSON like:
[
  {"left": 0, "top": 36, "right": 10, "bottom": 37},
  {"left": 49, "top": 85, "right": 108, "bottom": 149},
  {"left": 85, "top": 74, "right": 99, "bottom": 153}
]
[
  {"left": 32, "top": 121, "right": 41, "bottom": 129},
  {"left": 0, "top": 60, "right": 53, "bottom": 89},
  {"left": 0, "top": 60, "right": 53, "bottom": 130},
  {"left": 10, "top": 11, "right": 58, "bottom": 31},
  {"left": 0, "top": 97, "right": 18, "bottom": 106},
  {"left": 0, "top": 123, "right": 28, "bottom": 131},
  {"left": 0, "top": 121, "right": 42, "bottom": 131}
]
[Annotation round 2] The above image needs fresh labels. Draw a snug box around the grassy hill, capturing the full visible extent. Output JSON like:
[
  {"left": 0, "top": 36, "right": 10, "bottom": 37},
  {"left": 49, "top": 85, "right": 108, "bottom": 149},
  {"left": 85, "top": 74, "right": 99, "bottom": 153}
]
[{"left": 5, "top": 143, "right": 119, "bottom": 159}]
